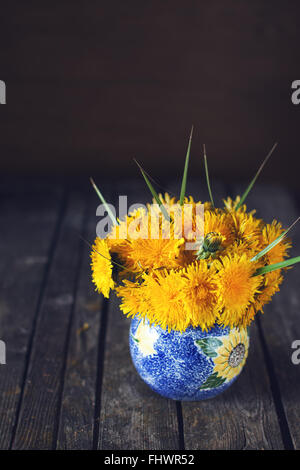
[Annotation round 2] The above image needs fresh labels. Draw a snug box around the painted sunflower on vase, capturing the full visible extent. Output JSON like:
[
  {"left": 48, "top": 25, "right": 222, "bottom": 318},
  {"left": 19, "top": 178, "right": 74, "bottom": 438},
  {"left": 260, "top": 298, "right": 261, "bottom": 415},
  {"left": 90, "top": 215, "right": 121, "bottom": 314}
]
[{"left": 88, "top": 131, "right": 300, "bottom": 400}]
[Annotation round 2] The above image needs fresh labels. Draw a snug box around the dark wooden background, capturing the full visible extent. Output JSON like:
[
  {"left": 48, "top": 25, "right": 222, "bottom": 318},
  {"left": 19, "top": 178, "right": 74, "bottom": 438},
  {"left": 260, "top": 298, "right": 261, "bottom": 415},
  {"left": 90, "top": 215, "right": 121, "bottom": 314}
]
[{"left": 1, "top": 1, "right": 300, "bottom": 186}]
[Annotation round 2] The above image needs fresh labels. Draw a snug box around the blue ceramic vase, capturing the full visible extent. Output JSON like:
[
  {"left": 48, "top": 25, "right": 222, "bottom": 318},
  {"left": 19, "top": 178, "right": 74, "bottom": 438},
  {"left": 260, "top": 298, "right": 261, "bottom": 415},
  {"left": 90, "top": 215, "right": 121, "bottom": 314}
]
[{"left": 129, "top": 317, "right": 249, "bottom": 400}]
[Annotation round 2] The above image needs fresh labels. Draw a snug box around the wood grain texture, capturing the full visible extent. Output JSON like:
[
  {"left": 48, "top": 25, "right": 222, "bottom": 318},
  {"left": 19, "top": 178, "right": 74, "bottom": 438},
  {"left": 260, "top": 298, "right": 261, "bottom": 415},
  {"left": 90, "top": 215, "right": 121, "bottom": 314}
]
[
  {"left": 97, "top": 179, "right": 180, "bottom": 450},
  {"left": 97, "top": 294, "right": 180, "bottom": 450},
  {"left": 11, "top": 188, "right": 87, "bottom": 449},
  {"left": 172, "top": 179, "right": 284, "bottom": 449},
  {"left": 56, "top": 191, "right": 103, "bottom": 449},
  {"left": 182, "top": 322, "right": 284, "bottom": 450},
  {"left": 0, "top": 182, "right": 63, "bottom": 449},
  {"left": 0, "top": 176, "right": 297, "bottom": 449},
  {"left": 233, "top": 182, "right": 300, "bottom": 449}
]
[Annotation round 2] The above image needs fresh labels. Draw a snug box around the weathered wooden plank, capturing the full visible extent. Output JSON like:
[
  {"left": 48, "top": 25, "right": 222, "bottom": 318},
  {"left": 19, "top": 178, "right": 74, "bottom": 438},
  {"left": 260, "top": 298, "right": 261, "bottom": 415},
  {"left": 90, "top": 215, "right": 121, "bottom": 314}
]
[
  {"left": 233, "top": 182, "right": 300, "bottom": 449},
  {"left": 0, "top": 182, "right": 63, "bottom": 449},
  {"left": 182, "top": 321, "right": 284, "bottom": 450},
  {"left": 97, "top": 179, "right": 180, "bottom": 450},
  {"left": 177, "top": 179, "right": 284, "bottom": 449},
  {"left": 97, "top": 295, "right": 180, "bottom": 450},
  {"left": 56, "top": 191, "right": 104, "bottom": 450},
  {"left": 11, "top": 188, "right": 88, "bottom": 449}
]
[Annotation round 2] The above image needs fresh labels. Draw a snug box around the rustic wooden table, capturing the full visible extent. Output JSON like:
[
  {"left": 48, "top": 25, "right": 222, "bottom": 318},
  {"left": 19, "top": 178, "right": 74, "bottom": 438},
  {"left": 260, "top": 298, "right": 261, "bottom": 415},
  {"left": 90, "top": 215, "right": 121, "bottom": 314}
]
[{"left": 0, "top": 176, "right": 299, "bottom": 450}]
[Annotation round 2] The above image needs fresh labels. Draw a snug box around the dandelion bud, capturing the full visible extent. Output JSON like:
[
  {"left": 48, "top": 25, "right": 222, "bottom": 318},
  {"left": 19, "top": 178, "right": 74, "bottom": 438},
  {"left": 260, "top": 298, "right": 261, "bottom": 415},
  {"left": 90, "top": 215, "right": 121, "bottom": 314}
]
[{"left": 203, "top": 232, "right": 225, "bottom": 253}]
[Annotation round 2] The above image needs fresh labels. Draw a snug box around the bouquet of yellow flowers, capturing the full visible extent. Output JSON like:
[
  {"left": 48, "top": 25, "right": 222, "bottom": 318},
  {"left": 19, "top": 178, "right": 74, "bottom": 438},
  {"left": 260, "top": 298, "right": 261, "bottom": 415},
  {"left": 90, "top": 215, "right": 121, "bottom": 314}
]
[{"left": 90, "top": 134, "right": 300, "bottom": 334}]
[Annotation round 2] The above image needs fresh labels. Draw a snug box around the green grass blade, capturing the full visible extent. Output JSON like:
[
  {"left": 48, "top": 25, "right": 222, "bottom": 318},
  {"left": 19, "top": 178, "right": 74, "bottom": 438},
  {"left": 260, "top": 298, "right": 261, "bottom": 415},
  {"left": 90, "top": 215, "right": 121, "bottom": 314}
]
[
  {"left": 251, "top": 216, "right": 300, "bottom": 262},
  {"left": 253, "top": 256, "right": 300, "bottom": 276},
  {"left": 90, "top": 177, "right": 118, "bottom": 226},
  {"left": 203, "top": 144, "right": 214, "bottom": 208},
  {"left": 179, "top": 126, "right": 194, "bottom": 206},
  {"left": 132, "top": 160, "right": 176, "bottom": 198},
  {"left": 134, "top": 161, "right": 170, "bottom": 222},
  {"left": 235, "top": 142, "right": 278, "bottom": 210}
]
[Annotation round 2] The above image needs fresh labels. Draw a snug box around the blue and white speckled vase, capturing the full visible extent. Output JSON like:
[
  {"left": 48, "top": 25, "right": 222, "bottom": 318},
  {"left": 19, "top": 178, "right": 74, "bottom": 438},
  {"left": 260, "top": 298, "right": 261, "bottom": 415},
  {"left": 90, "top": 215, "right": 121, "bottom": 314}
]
[{"left": 129, "top": 317, "right": 249, "bottom": 400}]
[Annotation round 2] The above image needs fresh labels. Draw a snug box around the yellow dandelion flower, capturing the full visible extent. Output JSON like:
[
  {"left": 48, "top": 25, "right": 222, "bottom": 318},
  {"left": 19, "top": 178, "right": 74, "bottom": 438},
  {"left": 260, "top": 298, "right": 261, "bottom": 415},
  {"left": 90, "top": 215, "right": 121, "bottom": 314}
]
[
  {"left": 126, "top": 238, "right": 185, "bottom": 272},
  {"left": 213, "top": 328, "right": 249, "bottom": 380},
  {"left": 204, "top": 210, "right": 235, "bottom": 248},
  {"left": 106, "top": 237, "right": 136, "bottom": 275},
  {"left": 107, "top": 223, "right": 131, "bottom": 261},
  {"left": 107, "top": 235, "right": 130, "bottom": 257},
  {"left": 222, "top": 239, "right": 258, "bottom": 260},
  {"left": 91, "top": 238, "right": 114, "bottom": 298},
  {"left": 260, "top": 220, "right": 291, "bottom": 265},
  {"left": 181, "top": 261, "right": 219, "bottom": 331},
  {"left": 174, "top": 202, "right": 204, "bottom": 245},
  {"left": 215, "top": 253, "right": 261, "bottom": 327},
  {"left": 141, "top": 270, "right": 189, "bottom": 332},
  {"left": 107, "top": 207, "right": 151, "bottom": 272},
  {"left": 204, "top": 201, "right": 214, "bottom": 211},
  {"left": 254, "top": 269, "right": 284, "bottom": 313},
  {"left": 108, "top": 206, "right": 150, "bottom": 245},
  {"left": 155, "top": 192, "right": 178, "bottom": 206},
  {"left": 90, "top": 187, "right": 291, "bottom": 333},
  {"left": 223, "top": 196, "right": 247, "bottom": 213},
  {"left": 230, "top": 211, "right": 263, "bottom": 251},
  {"left": 241, "top": 304, "right": 257, "bottom": 327},
  {"left": 116, "top": 280, "right": 151, "bottom": 318}
]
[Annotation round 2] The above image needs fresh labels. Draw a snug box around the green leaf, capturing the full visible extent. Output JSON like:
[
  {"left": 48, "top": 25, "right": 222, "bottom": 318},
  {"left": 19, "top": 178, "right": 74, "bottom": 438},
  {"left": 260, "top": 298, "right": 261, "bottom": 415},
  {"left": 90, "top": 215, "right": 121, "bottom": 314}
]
[
  {"left": 251, "top": 233, "right": 286, "bottom": 262},
  {"left": 235, "top": 143, "right": 277, "bottom": 210},
  {"left": 90, "top": 177, "right": 118, "bottom": 226},
  {"left": 196, "top": 337, "right": 222, "bottom": 349},
  {"left": 251, "top": 216, "right": 300, "bottom": 262},
  {"left": 203, "top": 144, "right": 214, "bottom": 208},
  {"left": 201, "top": 348, "right": 217, "bottom": 358},
  {"left": 134, "top": 160, "right": 170, "bottom": 222},
  {"left": 253, "top": 256, "right": 300, "bottom": 276},
  {"left": 200, "top": 372, "right": 226, "bottom": 390},
  {"left": 195, "top": 337, "right": 222, "bottom": 357},
  {"left": 133, "top": 162, "right": 177, "bottom": 197},
  {"left": 207, "top": 337, "right": 223, "bottom": 348},
  {"left": 179, "top": 126, "right": 194, "bottom": 206}
]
